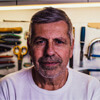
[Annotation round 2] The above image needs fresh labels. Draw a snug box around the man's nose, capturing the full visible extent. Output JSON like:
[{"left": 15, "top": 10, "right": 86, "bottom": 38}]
[{"left": 45, "top": 42, "right": 55, "bottom": 56}]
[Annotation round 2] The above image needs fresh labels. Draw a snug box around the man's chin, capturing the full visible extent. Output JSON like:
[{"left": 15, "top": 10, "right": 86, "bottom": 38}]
[{"left": 38, "top": 69, "right": 62, "bottom": 79}]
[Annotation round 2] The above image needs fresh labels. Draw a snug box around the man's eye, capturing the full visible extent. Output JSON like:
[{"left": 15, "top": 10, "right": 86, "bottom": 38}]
[
  {"left": 35, "top": 40, "right": 45, "bottom": 45},
  {"left": 55, "top": 40, "right": 64, "bottom": 44}
]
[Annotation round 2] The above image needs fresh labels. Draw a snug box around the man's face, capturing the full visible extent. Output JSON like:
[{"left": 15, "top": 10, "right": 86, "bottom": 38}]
[{"left": 29, "top": 21, "right": 74, "bottom": 78}]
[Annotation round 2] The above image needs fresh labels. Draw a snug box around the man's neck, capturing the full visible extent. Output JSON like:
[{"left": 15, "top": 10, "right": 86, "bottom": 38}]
[{"left": 32, "top": 67, "right": 68, "bottom": 90}]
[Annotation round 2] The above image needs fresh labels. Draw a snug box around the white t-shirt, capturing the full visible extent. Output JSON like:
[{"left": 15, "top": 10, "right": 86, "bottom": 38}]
[{"left": 0, "top": 67, "right": 100, "bottom": 100}]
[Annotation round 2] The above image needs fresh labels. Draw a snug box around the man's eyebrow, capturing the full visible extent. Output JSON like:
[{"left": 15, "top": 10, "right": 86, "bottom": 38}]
[
  {"left": 54, "top": 37, "right": 67, "bottom": 42},
  {"left": 33, "top": 36, "right": 47, "bottom": 42}
]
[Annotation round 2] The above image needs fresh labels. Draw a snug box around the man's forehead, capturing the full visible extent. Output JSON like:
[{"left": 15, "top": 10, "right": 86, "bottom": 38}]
[
  {"left": 34, "top": 21, "right": 68, "bottom": 31},
  {"left": 32, "top": 21, "right": 69, "bottom": 39},
  {"left": 34, "top": 36, "right": 67, "bottom": 40}
]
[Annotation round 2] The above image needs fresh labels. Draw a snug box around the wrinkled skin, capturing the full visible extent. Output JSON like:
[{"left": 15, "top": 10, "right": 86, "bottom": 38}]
[{"left": 28, "top": 20, "right": 74, "bottom": 80}]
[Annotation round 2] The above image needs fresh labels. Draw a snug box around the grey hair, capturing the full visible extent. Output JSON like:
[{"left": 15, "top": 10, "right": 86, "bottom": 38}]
[{"left": 29, "top": 7, "right": 73, "bottom": 45}]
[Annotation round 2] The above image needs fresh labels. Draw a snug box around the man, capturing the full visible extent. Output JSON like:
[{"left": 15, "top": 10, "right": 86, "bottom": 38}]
[{"left": 0, "top": 7, "right": 100, "bottom": 100}]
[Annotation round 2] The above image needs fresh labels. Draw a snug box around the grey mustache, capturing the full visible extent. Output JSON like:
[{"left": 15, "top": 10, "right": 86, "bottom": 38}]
[{"left": 38, "top": 56, "right": 62, "bottom": 63}]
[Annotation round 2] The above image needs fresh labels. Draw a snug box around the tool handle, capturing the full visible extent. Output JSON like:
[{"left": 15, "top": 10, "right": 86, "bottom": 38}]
[
  {"left": 80, "top": 27, "right": 85, "bottom": 67},
  {"left": 0, "top": 27, "right": 22, "bottom": 33},
  {"left": 13, "top": 46, "right": 27, "bottom": 60},
  {"left": 0, "top": 64, "right": 15, "bottom": 69},
  {"left": 2, "top": 34, "right": 21, "bottom": 39},
  {"left": 88, "top": 23, "right": 100, "bottom": 29},
  {"left": 80, "top": 27, "right": 85, "bottom": 47},
  {"left": 21, "top": 46, "right": 28, "bottom": 56},
  {"left": 0, "top": 40, "right": 21, "bottom": 45},
  {"left": 0, "top": 61, "right": 14, "bottom": 64},
  {"left": 0, "top": 55, "right": 13, "bottom": 58},
  {"left": 18, "top": 60, "right": 22, "bottom": 70},
  {"left": 69, "top": 55, "right": 73, "bottom": 68},
  {"left": 3, "top": 20, "right": 29, "bottom": 23},
  {"left": 91, "top": 54, "right": 100, "bottom": 58}
]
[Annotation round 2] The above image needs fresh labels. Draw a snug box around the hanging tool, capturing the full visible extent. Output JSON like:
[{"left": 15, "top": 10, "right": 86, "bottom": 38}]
[
  {"left": 85, "top": 38, "right": 100, "bottom": 60},
  {"left": 13, "top": 46, "right": 28, "bottom": 70},
  {"left": 0, "top": 55, "right": 13, "bottom": 58},
  {"left": 0, "top": 34, "right": 21, "bottom": 45},
  {"left": 79, "top": 68, "right": 100, "bottom": 75},
  {"left": 0, "top": 61, "right": 14, "bottom": 64},
  {"left": 0, "top": 34, "right": 21, "bottom": 39},
  {"left": 69, "top": 27, "right": 75, "bottom": 68},
  {"left": 0, "top": 27, "right": 22, "bottom": 33},
  {"left": 0, "top": 64, "right": 15, "bottom": 69},
  {"left": 0, "top": 45, "right": 11, "bottom": 53},
  {"left": 0, "top": 39, "right": 21, "bottom": 45},
  {"left": 3, "top": 20, "right": 30, "bottom": 23},
  {"left": 79, "top": 27, "right": 86, "bottom": 67},
  {"left": 88, "top": 23, "right": 100, "bottom": 29}
]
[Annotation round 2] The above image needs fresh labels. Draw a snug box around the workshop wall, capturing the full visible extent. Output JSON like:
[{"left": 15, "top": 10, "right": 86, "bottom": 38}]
[{"left": 0, "top": 7, "right": 100, "bottom": 79}]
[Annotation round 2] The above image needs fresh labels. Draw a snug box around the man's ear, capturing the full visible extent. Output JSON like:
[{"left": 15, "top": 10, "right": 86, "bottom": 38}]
[{"left": 70, "top": 39, "right": 74, "bottom": 58}]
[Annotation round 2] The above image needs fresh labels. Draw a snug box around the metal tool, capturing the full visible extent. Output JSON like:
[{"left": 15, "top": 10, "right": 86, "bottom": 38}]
[
  {"left": 85, "top": 38, "right": 100, "bottom": 60},
  {"left": 0, "top": 55, "right": 13, "bottom": 58},
  {"left": 0, "top": 34, "right": 21, "bottom": 45},
  {"left": 88, "top": 23, "right": 100, "bottom": 29},
  {"left": 0, "top": 34, "right": 21, "bottom": 39},
  {"left": 0, "top": 40, "right": 21, "bottom": 45},
  {"left": 13, "top": 46, "right": 28, "bottom": 70},
  {"left": 0, "top": 27, "right": 22, "bottom": 33},
  {"left": 79, "top": 68, "right": 100, "bottom": 75},
  {"left": 79, "top": 27, "right": 86, "bottom": 67},
  {"left": 0, "top": 61, "right": 14, "bottom": 64},
  {"left": 3, "top": 20, "right": 30, "bottom": 23},
  {"left": 0, "top": 45, "right": 11, "bottom": 53},
  {"left": 69, "top": 27, "right": 75, "bottom": 68},
  {"left": 0, "top": 64, "right": 15, "bottom": 69}
]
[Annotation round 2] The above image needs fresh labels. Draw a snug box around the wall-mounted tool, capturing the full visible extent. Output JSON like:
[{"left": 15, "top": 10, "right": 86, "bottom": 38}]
[
  {"left": 88, "top": 23, "right": 100, "bottom": 29},
  {"left": 0, "top": 45, "right": 11, "bottom": 53},
  {"left": 0, "top": 64, "right": 15, "bottom": 69},
  {"left": 0, "top": 34, "right": 21, "bottom": 39},
  {"left": 3, "top": 20, "right": 30, "bottom": 23},
  {"left": 79, "top": 27, "right": 86, "bottom": 67},
  {"left": 0, "top": 34, "right": 21, "bottom": 45},
  {"left": 85, "top": 38, "right": 100, "bottom": 60},
  {"left": 13, "top": 46, "right": 28, "bottom": 70},
  {"left": 0, "top": 27, "right": 22, "bottom": 34},
  {"left": 0, "top": 61, "right": 14, "bottom": 64},
  {"left": 79, "top": 68, "right": 100, "bottom": 75},
  {"left": 69, "top": 27, "right": 75, "bottom": 68},
  {"left": 0, "top": 55, "right": 13, "bottom": 58}
]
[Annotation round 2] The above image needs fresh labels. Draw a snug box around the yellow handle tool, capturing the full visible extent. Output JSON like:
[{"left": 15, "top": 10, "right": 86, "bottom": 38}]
[
  {"left": 0, "top": 27, "right": 22, "bottom": 33},
  {"left": 88, "top": 23, "right": 100, "bottom": 29},
  {"left": 13, "top": 46, "right": 28, "bottom": 70}
]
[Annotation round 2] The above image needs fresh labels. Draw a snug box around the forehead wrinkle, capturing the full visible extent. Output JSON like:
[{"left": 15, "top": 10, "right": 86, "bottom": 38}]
[
  {"left": 34, "top": 21, "right": 68, "bottom": 35},
  {"left": 33, "top": 21, "right": 69, "bottom": 43}
]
